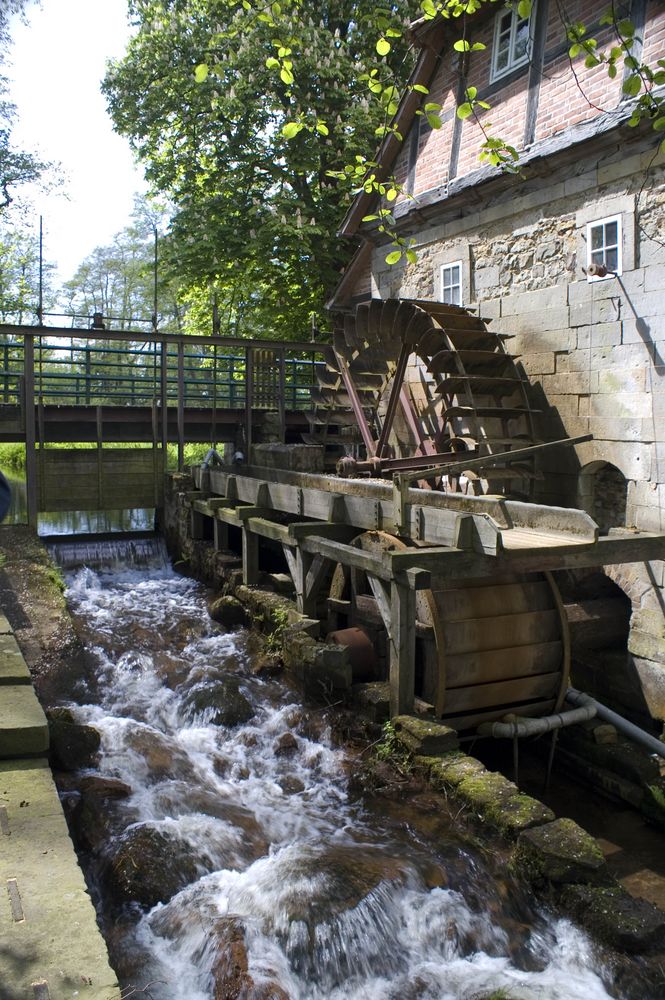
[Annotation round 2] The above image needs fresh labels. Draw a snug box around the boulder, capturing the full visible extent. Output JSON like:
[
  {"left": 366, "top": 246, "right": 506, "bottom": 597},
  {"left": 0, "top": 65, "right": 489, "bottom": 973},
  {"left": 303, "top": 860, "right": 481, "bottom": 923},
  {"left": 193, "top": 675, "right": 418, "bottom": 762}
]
[
  {"left": 274, "top": 733, "right": 298, "bottom": 756},
  {"left": 105, "top": 824, "right": 201, "bottom": 908},
  {"left": 211, "top": 917, "right": 289, "bottom": 1000},
  {"left": 182, "top": 678, "right": 254, "bottom": 728},
  {"left": 48, "top": 717, "right": 101, "bottom": 771},
  {"left": 208, "top": 595, "right": 249, "bottom": 630}
]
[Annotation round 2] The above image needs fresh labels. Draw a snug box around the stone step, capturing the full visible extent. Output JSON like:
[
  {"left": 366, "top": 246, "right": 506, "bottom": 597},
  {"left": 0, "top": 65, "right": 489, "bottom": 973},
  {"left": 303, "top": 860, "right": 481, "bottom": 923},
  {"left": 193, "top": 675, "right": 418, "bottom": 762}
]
[{"left": 0, "top": 685, "right": 49, "bottom": 757}]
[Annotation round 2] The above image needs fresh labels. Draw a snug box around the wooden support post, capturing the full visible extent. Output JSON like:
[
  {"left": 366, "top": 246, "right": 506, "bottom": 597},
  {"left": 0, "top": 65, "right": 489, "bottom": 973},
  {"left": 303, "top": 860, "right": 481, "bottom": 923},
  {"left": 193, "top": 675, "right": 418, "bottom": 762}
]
[
  {"left": 96, "top": 406, "right": 103, "bottom": 509},
  {"left": 389, "top": 578, "right": 416, "bottom": 718},
  {"left": 177, "top": 340, "right": 185, "bottom": 470},
  {"left": 213, "top": 518, "right": 229, "bottom": 551},
  {"left": 242, "top": 523, "right": 260, "bottom": 585},
  {"left": 24, "top": 333, "right": 38, "bottom": 528}
]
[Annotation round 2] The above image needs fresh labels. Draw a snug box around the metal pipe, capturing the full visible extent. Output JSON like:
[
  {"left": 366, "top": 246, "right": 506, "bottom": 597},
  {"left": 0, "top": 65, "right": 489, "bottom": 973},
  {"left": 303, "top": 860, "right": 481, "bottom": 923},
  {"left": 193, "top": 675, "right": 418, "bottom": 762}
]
[
  {"left": 478, "top": 702, "right": 596, "bottom": 739},
  {"left": 566, "top": 687, "right": 665, "bottom": 760}
]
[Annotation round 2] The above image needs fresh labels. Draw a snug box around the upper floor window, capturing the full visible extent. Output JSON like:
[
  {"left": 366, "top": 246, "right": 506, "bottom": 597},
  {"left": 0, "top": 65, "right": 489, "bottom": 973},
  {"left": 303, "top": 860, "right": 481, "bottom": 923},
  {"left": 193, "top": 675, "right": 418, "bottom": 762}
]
[
  {"left": 586, "top": 216, "right": 622, "bottom": 280},
  {"left": 441, "top": 261, "right": 462, "bottom": 305},
  {"left": 491, "top": 5, "right": 531, "bottom": 81}
]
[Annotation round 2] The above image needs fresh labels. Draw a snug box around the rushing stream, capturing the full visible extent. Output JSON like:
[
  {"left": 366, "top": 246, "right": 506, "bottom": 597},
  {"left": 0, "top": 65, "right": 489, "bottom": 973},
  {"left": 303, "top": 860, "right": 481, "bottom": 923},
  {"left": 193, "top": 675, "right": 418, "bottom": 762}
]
[{"left": 53, "top": 543, "right": 627, "bottom": 1000}]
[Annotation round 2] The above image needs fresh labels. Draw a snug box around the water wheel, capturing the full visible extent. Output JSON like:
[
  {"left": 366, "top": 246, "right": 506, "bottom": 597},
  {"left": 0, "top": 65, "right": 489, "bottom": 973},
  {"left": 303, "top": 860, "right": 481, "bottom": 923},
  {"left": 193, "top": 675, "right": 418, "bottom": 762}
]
[
  {"left": 307, "top": 298, "right": 540, "bottom": 496},
  {"left": 329, "top": 530, "right": 570, "bottom": 731}
]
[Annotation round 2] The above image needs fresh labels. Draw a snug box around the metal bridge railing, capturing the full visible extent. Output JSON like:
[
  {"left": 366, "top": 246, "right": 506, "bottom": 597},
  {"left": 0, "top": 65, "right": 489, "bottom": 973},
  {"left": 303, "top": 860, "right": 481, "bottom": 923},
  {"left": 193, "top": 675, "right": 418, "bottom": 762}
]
[{"left": 0, "top": 331, "right": 325, "bottom": 411}]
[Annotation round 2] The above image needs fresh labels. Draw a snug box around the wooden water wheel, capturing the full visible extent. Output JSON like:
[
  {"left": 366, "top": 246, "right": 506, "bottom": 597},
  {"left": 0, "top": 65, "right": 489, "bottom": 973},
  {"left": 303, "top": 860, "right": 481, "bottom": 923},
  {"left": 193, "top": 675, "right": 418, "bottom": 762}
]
[
  {"left": 307, "top": 298, "right": 540, "bottom": 496},
  {"left": 328, "top": 530, "right": 570, "bottom": 732}
]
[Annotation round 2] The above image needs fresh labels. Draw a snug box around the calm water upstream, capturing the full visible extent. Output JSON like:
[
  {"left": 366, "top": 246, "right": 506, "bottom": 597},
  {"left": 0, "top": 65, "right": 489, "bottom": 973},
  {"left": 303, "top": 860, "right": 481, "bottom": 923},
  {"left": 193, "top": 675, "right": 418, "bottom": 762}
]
[{"left": 54, "top": 546, "right": 626, "bottom": 1000}]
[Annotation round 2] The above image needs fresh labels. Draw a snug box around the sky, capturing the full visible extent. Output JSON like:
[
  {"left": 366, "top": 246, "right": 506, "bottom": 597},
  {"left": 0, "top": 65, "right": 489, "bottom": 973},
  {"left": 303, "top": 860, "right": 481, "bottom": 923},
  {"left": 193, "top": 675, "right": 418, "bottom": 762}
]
[{"left": 6, "top": 0, "right": 146, "bottom": 286}]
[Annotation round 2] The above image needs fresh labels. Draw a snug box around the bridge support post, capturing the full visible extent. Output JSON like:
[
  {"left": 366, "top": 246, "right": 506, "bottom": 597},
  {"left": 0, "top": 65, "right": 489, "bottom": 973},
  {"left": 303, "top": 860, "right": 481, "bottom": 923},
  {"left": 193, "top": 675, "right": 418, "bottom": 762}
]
[{"left": 389, "top": 578, "right": 416, "bottom": 718}]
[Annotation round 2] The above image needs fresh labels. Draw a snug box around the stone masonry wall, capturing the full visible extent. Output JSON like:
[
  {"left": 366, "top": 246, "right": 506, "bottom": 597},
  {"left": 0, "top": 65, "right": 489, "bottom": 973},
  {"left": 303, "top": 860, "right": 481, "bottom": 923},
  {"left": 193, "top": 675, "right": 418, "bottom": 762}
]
[{"left": 365, "top": 136, "right": 665, "bottom": 728}]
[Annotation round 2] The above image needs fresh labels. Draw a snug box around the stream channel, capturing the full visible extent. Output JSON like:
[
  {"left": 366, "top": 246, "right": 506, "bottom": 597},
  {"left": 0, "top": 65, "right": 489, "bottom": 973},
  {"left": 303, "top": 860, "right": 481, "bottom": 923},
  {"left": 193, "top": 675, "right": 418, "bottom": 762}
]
[{"left": 50, "top": 540, "right": 635, "bottom": 1000}]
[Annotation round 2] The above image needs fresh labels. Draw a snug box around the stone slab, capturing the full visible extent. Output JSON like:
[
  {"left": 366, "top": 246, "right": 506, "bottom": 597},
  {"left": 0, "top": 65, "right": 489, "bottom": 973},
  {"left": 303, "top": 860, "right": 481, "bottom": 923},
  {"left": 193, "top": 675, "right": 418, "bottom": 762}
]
[
  {"left": 0, "top": 612, "right": 12, "bottom": 634},
  {"left": 0, "top": 686, "right": 49, "bottom": 757},
  {"left": 0, "top": 758, "right": 120, "bottom": 999},
  {"left": 0, "top": 633, "right": 32, "bottom": 685}
]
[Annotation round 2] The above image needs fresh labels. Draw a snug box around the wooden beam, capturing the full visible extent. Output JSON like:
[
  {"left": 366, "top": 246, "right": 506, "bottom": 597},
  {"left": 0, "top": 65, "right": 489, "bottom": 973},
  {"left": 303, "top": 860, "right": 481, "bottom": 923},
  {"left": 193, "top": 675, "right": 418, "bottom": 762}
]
[
  {"left": 389, "top": 579, "right": 416, "bottom": 717},
  {"left": 299, "top": 535, "right": 391, "bottom": 580},
  {"left": 245, "top": 517, "right": 292, "bottom": 545},
  {"left": 288, "top": 522, "right": 358, "bottom": 542}
]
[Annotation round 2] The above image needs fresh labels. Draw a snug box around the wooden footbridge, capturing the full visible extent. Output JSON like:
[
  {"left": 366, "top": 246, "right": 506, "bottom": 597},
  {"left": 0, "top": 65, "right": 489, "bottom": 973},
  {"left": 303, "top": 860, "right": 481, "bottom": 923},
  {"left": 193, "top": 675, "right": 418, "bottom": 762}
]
[{"left": 0, "top": 325, "right": 325, "bottom": 525}]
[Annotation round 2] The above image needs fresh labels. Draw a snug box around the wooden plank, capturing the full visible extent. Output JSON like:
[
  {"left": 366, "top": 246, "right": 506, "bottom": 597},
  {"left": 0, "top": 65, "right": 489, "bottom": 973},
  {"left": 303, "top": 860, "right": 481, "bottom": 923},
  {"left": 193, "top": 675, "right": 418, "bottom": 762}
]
[
  {"left": 445, "top": 641, "right": 563, "bottom": 688},
  {"left": 439, "top": 581, "right": 554, "bottom": 620},
  {"left": 443, "top": 609, "right": 561, "bottom": 655},
  {"left": 443, "top": 672, "right": 561, "bottom": 714}
]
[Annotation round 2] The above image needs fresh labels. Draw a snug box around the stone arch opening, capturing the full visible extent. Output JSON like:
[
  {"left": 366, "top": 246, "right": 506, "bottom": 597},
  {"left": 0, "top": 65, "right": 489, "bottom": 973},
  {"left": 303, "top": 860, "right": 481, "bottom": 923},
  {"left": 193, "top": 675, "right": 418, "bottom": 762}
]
[{"left": 578, "top": 461, "right": 628, "bottom": 534}]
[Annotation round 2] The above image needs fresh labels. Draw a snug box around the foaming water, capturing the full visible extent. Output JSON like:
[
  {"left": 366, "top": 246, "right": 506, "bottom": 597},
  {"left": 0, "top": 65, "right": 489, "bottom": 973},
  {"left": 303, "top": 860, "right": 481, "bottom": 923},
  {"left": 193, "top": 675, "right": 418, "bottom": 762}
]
[{"left": 59, "top": 556, "right": 622, "bottom": 1000}]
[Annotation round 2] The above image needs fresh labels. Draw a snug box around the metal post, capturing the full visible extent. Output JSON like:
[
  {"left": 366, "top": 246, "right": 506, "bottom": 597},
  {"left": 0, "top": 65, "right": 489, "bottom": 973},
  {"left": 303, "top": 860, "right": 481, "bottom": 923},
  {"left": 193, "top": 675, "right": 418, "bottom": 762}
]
[
  {"left": 37, "top": 216, "right": 43, "bottom": 327},
  {"left": 160, "top": 338, "right": 168, "bottom": 456},
  {"left": 279, "top": 348, "right": 286, "bottom": 444},
  {"left": 24, "top": 333, "right": 38, "bottom": 527},
  {"left": 177, "top": 340, "right": 185, "bottom": 470},
  {"left": 245, "top": 346, "right": 253, "bottom": 459}
]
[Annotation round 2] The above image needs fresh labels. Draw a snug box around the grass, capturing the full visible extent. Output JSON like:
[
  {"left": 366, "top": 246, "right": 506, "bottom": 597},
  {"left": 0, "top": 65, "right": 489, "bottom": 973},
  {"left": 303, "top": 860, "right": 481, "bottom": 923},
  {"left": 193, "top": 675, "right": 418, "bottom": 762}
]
[{"left": 0, "top": 441, "right": 214, "bottom": 474}]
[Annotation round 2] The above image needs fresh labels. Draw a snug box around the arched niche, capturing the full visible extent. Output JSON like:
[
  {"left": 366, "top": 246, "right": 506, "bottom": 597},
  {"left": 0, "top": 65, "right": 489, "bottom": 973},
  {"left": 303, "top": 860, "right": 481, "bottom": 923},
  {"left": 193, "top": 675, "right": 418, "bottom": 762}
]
[{"left": 578, "top": 460, "right": 628, "bottom": 534}]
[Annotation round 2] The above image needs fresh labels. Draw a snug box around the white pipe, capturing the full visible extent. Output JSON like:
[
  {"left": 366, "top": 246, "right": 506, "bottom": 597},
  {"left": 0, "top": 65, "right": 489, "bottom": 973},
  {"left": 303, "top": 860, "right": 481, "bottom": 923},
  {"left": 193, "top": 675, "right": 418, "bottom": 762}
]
[
  {"left": 566, "top": 687, "right": 665, "bottom": 760},
  {"left": 478, "top": 702, "right": 596, "bottom": 739}
]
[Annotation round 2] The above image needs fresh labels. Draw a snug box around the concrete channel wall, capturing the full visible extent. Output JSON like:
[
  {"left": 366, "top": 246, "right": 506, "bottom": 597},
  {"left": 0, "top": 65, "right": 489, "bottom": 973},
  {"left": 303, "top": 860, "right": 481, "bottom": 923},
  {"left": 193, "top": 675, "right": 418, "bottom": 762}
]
[{"left": 0, "top": 607, "right": 120, "bottom": 1000}]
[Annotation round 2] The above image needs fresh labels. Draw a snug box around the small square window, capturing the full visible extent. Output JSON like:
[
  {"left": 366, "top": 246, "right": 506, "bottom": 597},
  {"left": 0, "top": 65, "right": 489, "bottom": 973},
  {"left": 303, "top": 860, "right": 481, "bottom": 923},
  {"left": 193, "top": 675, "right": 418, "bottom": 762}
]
[
  {"left": 491, "top": 4, "right": 532, "bottom": 81},
  {"left": 441, "top": 261, "right": 463, "bottom": 305},
  {"left": 586, "top": 216, "right": 622, "bottom": 280}
]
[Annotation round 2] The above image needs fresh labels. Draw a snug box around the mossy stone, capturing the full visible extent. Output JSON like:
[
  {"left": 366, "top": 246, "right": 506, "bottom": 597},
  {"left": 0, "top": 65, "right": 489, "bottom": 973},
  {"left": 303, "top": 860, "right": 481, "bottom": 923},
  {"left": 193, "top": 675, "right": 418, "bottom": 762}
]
[
  {"left": 393, "top": 715, "right": 459, "bottom": 755},
  {"left": 514, "top": 817, "right": 608, "bottom": 887},
  {"left": 560, "top": 884, "right": 665, "bottom": 954}
]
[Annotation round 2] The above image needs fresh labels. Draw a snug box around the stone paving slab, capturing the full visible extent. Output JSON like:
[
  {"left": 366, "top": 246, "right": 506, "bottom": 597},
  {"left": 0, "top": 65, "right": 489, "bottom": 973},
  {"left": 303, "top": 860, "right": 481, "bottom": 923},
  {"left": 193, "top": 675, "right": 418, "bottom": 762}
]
[
  {"left": 0, "top": 758, "right": 121, "bottom": 1000},
  {"left": 0, "top": 611, "right": 13, "bottom": 634},
  {"left": 0, "top": 633, "right": 32, "bottom": 684},
  {"left": 0, "top": 686, "right": 49, "bottom": 758}
]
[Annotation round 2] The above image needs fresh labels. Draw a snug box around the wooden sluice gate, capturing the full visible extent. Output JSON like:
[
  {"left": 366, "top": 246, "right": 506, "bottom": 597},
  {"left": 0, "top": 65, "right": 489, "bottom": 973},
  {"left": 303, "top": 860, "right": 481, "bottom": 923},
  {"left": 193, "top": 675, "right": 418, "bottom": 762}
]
[{"left": 187, "top": 462, "right": 665, "bottom": 729}]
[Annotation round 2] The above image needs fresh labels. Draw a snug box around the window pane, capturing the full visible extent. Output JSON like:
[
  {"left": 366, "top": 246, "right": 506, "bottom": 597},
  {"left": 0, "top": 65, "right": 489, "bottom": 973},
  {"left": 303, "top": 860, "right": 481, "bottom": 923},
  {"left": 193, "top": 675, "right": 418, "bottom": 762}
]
[
  {"left": 605, "top": 247, "right": 618, "bottom": 272},
  {"left": 590, "top": 248, "right": 605, "bottom": 267},
  {"left": 591, "top": 226, "right": 604, "bottom": 251},
  {"left": 514, "top": 19, "right": 529, "bottom": 60},
  {"left": 604, "top": 220, "right": 618, "bottom": 246}
]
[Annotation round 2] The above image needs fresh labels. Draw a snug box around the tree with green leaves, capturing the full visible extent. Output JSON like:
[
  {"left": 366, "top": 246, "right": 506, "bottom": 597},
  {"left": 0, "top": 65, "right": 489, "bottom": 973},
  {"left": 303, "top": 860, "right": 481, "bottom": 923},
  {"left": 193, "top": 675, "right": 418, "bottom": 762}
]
[
  {"left": 61, "top": 199, "right": 183, "bottom": 332},
  {"left": 0, "top": 214, "right": 54, "bottom": 322},
  {"left": 103, "top": 0, "right": 413, "bottom": 338},
  {"left": 0, "top": 1, "right": 48, "bottom": 209}
]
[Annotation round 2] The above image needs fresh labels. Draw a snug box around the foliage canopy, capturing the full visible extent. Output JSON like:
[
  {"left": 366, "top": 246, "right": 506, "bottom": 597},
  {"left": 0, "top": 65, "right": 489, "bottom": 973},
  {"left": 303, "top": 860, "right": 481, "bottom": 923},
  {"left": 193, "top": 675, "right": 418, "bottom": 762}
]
[{"left": 103, "top": 0, "right": 413, "bottom": 338}]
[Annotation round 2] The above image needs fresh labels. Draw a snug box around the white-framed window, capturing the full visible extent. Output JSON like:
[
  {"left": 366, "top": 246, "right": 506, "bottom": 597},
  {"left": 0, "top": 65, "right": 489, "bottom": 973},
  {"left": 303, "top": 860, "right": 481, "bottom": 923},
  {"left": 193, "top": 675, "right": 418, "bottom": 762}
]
[
  {"left": 441, "top": 261, "right": 463, "bottom": 305},
  {"left": 491, "top": 4, "right": 532, "bottom": 81},
  {"left": 586, "top": 215, "right": 622, "bottom": 280}
]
